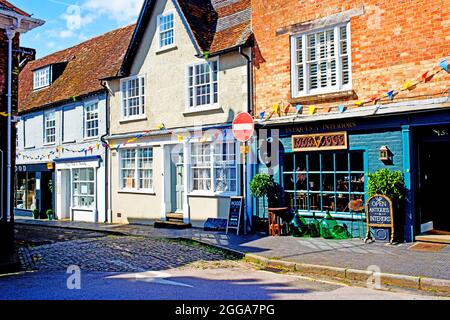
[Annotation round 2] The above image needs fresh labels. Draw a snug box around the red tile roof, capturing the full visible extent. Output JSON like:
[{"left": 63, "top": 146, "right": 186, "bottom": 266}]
[
  {"left": 0, "top": 0, "right": 30, "bottom": 17},
  {"left": 19, "top": 24, "right": 135, "bottom": 114}
]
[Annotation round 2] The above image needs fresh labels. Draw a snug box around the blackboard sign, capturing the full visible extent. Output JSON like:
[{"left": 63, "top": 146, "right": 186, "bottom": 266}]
[
  {"left": 227, "top": 197, "right": 244, "bottom": 235},
  {"left": 365, "top": 195, "right": 395, "bottom": 243}
]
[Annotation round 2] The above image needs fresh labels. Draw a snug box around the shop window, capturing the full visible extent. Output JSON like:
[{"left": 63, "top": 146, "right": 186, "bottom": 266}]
[
  {"left": 119, "top": 147, "right": 153, "bottom": 191},
  {"left": 283, "top": 151, "right": 365, "bottom": 214},
  {"left": 190, "top": 141, "right": 237, "bottom": 194},
  {"left": 73, "top": 168, "right": 95, "bottom": 209},
  {"left": 15, "top": 172, "right": 37, "bottom": 210}
]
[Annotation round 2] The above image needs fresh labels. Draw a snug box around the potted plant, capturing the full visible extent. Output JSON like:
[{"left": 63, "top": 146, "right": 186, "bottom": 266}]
[
  {"left": 46, "top": 209, "right": 55, "bottom": 221},
  {"left": 32, "top": 209, "right": 40, "bottom": 219}
]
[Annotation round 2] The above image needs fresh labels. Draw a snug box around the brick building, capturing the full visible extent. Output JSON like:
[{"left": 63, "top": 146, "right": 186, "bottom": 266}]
[
  {"left": 251, "top": 0, "right": 450, "bottom": 242},
  {"left": 0, "top": 0, "right": 43, "bottom": 257}
]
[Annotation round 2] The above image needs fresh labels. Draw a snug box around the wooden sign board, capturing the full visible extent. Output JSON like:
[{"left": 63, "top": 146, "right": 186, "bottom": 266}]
[
  {"left": 226, "top": 196, "right": 244, "bottom": 235},
  {"left": 292, "top": 131, "right": 348, "bottom": 152},
  {"left": 365, "top": 195, "right": 395, "bottom": 244}
]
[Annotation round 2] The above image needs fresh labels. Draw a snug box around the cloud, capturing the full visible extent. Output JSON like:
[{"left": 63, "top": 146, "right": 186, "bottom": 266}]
[{"left": 83, "top": 0, "right": 145, "bottom": 24}]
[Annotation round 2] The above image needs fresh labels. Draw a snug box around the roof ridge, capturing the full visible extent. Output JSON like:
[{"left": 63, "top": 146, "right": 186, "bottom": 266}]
[{"left": 32, "top": 23, "right": 136, "bottom": 63}]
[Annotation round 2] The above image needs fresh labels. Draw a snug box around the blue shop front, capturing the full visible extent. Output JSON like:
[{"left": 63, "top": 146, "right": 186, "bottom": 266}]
[
  {"left": 253, "top": 106, "right": 450, "bottom": 243},
  {"left": 14, "top": 162, "right": 55, "bottom": 218}
]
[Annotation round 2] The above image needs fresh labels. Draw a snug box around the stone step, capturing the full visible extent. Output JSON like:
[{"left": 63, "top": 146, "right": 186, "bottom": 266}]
[
  {"left": 166, "top": 213, "right": 184, "bottom": 221},
  {"left": 415, "top": 234, "right": 450, "bottom": 244},
  {"left": 154, "top": 220, "right": 192, "bottom": 230}
]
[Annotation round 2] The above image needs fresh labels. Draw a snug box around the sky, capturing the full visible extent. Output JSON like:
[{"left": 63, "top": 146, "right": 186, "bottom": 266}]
[{"left": 13, "top": 0, "right": 145, "bottom": 58}]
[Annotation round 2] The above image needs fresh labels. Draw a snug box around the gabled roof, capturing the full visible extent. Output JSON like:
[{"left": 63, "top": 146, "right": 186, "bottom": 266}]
[
  {"left": 19, "top": 24, "right": 135, "bottom": 114},
  {"left": 120, "top": 0, "right": 252, "bottom": 76},
  {"left": 0, "top": 0, "right": 30, "bottom": 17}
]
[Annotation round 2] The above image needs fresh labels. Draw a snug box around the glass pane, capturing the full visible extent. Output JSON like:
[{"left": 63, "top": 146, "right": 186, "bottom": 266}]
[
  {"left": 322, "top": 153, "right": 334, "bottom": 171},
  {"left": 350, "top": 152, "right": 364, "bottom": 171},
  {"left": 350, "top": 173, "right": 365, "bottom": 193},
  {"left": 336, "top": 195, "right": 350, "bottom": 213},
  {"left": 308, "top": 173, "right": 320, "bottom": 191},
  {"left": 336, "top": 173, "right": 350, "bottom": 192},
  {"left": 335, "top": 152, "right": 348, "bottom": 172},
  {"left": 295, "top": 153, "right": 307, "bottom": 172},
  {"left": 308, "top": 153, "right": 320, "bottom": 172},
  {"left": 284, "top": 154, "right": 294, "bottom": 172},
  {"left": 322, "top": 173, "right": 335, "bottom": 192}
]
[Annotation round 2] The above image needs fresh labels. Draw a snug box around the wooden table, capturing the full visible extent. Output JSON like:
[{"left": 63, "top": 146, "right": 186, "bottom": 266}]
[{"left": 268, "top": 207, "right": 289, "bottom": 236}]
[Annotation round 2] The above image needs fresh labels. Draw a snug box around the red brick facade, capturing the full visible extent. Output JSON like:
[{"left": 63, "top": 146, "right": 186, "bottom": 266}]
[{"left": 252, "top": 0, "right": 450, "bottom": 116}]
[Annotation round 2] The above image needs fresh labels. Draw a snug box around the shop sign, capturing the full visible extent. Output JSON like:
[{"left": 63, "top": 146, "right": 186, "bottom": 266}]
[
  {"left": 226, "top": 196, "right": 244, "bottom": 235},
  {"left": 47, "top": 162, "right": 54, "bottom": 170},
  {"left": 365, "top": 195, "right": 395, "bottom": 244},
  {"left": 292, "top": 131, "right": 348, "bottom": 152}
]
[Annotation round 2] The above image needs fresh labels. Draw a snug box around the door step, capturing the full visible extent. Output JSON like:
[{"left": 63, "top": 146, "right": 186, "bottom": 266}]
[
  {"left": 166, "top": 213, "right": 184, "bottom": 221},
  {"left": 154, "top": 220, "right": 192, "bottom": 230},
  {"left": 415, "top": 231, "right": 450, "bottom": 244}
]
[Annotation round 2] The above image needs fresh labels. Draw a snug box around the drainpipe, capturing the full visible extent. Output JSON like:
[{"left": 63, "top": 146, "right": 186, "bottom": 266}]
[
  {"left": 238, "top": 46, "right": 253, "bottom": 115},
  {"left": 100, "top": 80, "right": 111, "bottom": 224},
  {"left": 5, "top": 27, "right": 17, "bottom": 224}
]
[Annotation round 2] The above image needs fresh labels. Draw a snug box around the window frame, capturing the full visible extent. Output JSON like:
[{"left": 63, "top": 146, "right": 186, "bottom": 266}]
[
  {"left": 120, "top": 75, "right": 146, "bottom": 121},
  {"left": 84, "top": 101, "right": 99, "bottom": 139},
  {"left": 186, "top": 58, "right": 219, "bottom": 111},
  {"left": 119, "top": 146, "right": 154, "bottom": 193},
  {"left": 291, "top": 22, "right": 352, "bottom": 98},
  {"left": 157, "top": 10, "right": 175, "bottom": 50},
  {"left": 282, "top": 151, "right": 366, "bottom": 216},
  {"left": 33, "top": 66, "right": 52, "bottom": 90},
  {"left": 43, "top": 110, "right": 56, "bottom": 145},
  {"left": 189, "top": 140, "right": 238, "bottom": 196},
  {"left": 72, "top": 168, "right": 96, "bottom": 210}
]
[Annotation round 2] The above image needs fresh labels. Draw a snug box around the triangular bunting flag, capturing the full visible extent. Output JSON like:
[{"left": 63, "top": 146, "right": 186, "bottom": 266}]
[
  {"left": 338, "top": 105, "right": 346, "bottom": 113},
  {"left": 355, "top": 101, "right": 364, "bottom": 107},
  {"left": 308, "top": 106, "right": 317, "bottom": 115},
  {"left": 260, "top": 111, "right": 266, "bottom": 120},
  {"left": 439, "top": 59, "right": 449, "bottom": 73},
  {"left": 295, "top": 105, "right": 303, "bottom": 114},
  {"left": 387, "top": 90, "right": 396, "bottom": 101}
]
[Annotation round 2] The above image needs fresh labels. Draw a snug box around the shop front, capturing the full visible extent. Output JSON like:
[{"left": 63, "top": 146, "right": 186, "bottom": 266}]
[
  {"left": 254, "top": 108, "right": 450, "bottom": 242},
  {"left": 14, "top": 163, "right": 55, "bottom": 218},
  {"left": 54, "top": 156, "right": 105, "bottom": 223}
]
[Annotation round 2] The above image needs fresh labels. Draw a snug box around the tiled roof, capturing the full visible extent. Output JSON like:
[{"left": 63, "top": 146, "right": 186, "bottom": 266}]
[
  {"left": 19, "top": 24, "right": 135, "bottom": 114},
  {"left": 177, "top": 0, "right": 252, "bottom": 53},
  {"left": 0, "top": 0, "right": 30, "bottom": 17},
  {"left": 120, "top": 0, "right": 252, "bottom": 76}
]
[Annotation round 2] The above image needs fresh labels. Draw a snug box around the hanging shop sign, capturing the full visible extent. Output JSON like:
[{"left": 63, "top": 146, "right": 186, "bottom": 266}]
[
  {"left": 365, "top": 195, "right": 395, "bottom": 244},
  {"left": 292, "top": 131, "right": 348, "bottom": 152}
]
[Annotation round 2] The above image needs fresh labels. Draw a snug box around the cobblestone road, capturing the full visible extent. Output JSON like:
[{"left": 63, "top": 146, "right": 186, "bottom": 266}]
[{"left": 19, "top": 236, "right": 237, "bottom": 273}]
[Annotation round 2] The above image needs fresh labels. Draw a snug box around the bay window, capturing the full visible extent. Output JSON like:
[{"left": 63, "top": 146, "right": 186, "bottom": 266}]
[
  {"left": 190, "top": 141, "right": 237, "bottom": 194},
  {"left": 120, "top": 147, "right": 153, "bottom": 191},
  {"left": 292, "top": 23, "right": 351, "bottom": 97}
]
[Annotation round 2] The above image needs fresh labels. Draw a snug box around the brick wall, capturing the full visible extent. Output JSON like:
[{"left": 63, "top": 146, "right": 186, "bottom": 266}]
[{"left": 252, "top": 0, "right": 450, "bottom": 115}]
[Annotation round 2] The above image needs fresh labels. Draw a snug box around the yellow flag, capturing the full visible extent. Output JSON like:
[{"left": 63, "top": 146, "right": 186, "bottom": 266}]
[
  {"left": 0, "top": 112, "right": 10, "bottom": 117},
  {"left": 355, "top": 101, "right": 364, "bottom": 107},
  {"left": 308, "top": 106, "right": 317, "bottom": 115},
  {"left": 177, "top": 135, "right": 183, "bottom": 142},
  {"left": 272, "top": 104, "right": 280, "bottom": 114}
]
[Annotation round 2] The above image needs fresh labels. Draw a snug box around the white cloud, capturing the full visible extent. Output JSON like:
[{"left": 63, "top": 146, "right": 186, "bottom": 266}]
[{"left": 83, "top": 0, "right": 145, "bottom": 24}]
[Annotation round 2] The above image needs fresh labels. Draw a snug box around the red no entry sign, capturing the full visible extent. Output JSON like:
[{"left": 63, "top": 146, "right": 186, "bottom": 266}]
[{"left": 232, "top": 112, "right": 254, "bottom": 142}]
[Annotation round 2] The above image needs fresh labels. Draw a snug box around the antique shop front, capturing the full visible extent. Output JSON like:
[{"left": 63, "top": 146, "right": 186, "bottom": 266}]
[{"left": 254, "top": 107, "right": 450, "bottom": 242}]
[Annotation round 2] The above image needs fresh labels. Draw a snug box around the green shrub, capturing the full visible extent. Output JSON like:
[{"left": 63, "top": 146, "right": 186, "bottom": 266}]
[
  {"left": 368, "top": 169, "right": 405, "bottom": 204},
  {"left": 32, "top": 209, "right": 40, "bottom": 219}
]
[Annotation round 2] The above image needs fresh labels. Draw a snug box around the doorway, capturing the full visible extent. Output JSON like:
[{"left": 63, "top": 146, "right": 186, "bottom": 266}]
[
  {"left": 416, "top": 126, "right": 450, "bottom": 232},
  {"left": 170, "top": 147, "right": 184, "bottom": 214}
]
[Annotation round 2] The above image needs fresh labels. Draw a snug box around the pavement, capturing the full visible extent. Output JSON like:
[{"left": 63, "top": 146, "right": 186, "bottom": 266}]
[{"left": 14, "top": 218, "right": 450, "bottom": 295}]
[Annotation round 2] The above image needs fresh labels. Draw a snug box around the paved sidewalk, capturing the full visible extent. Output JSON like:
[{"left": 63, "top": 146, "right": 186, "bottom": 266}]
[{"left": 15, "top": 218, "right": 450, "bottom": 281}]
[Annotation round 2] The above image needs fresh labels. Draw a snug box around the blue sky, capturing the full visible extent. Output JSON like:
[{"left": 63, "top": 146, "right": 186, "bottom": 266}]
[{"left": 13, "top": 0, "right": 145, "bottom": 58}]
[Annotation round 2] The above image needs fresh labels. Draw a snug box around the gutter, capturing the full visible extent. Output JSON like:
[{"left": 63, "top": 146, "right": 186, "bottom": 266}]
[{"left": 99, "top": 80, "right": 111, "bottom": 224}]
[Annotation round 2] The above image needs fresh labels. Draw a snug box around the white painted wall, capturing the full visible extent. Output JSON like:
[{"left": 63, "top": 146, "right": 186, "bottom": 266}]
[{"left": 17, "top": 92, "right": 108, "bottom": 223}]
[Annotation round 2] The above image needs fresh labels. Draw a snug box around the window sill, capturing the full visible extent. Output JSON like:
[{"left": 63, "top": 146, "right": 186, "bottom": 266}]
[
  {"left": 188, "top": 192, "right": 237, "bottom": 198},
  {"left": 119, "top": 116, "right": 148, "bottom": 124},
  {"left": 183, "top": 105, "right": 223, "bottom": 116},
  {"left": 24, "top": 146, "right": 35, "bottom": 150},
  {"left": 83, "top": 137, "right": 99, "bottom": 142},
  {"left": 62, "top": 140, "right": 76, "bottom": 144},
  {"left": 155, "top": 44, "right": 177, "bottom": 54},
  {"left": 290, "top": 90, "right": 357, "bottom": 105},
  {"left": 118, "top": 190, "right": 156, "bottom": 195},
  {"left": 43, "top": 143, "right": 56, "bottom": 147},
  {"left": 72, "top": 207, "right": 95, "bottom": 212}
]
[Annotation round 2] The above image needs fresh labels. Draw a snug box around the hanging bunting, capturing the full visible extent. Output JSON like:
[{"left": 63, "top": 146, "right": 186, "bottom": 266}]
[
  {"left": 308, "top": 106, "right": 317, "bottom": 115},
  {"left": 439, "top": 59, "right": 449, "bottom": 73},
  {"left": 259, "top": 111, "right": 266, "bottom": 120},
  {"left": 325, "top": 107, "right": 332, "bottom": 113},
  {"left": 387, "top": 90, "right": 396, "bottom": 101},
  {"left": 421, "top": 71, "right": 433, "bottom": 83},
  {"left": 338, "top": 105, "right": 346, "bottom": 113},
  {"left": 177, "top": 135, "right": 184, "bottom": 142},
  {"left": 284, "top": 103, "right": 291, "bottom": 116},
  {"left": 295, "top": 105, "right": 303, "bottom": 114},
  {"left": 355, "top": 101, "right": 364, "bottom": 107},
  {"left": 0, "top": 112, "right": 10, "bottom": 117},
  {"left": 272, "top": 104, "right": 280, "bottom": 115}
]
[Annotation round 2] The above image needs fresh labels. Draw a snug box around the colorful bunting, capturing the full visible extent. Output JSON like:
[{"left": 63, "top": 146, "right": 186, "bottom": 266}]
[
  {"left": 338, "top": 105, "right": 346, "bottom": 113},
  {"left": 260, "top": 111, "right": 266, "bottom": 120},
  {"left": 439, "top": 59, "right": 449, "bottom": 73},
  {"left": 355, "top": 101, "right": 364, "bottom": 107},
  {"left": 295, "top": 105, "right": 303, "bottom": 114},
  {"left": 308, "top": 106, "right": 316, "bottom": 115},
  {"left": 0, "top": 112, "right": 10, "bottom": 117}
]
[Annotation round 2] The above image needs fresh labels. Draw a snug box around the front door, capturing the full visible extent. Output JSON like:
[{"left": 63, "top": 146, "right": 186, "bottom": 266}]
[
  {"left": 170, "top": 150, "right": 184, "bottom": 213},
  {"left": 417, "top": 133, "right": 450, "bottom": 232}
]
